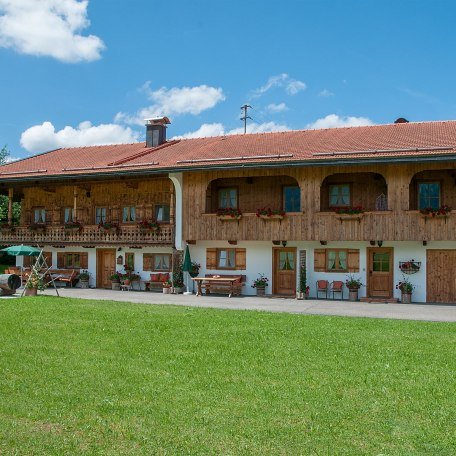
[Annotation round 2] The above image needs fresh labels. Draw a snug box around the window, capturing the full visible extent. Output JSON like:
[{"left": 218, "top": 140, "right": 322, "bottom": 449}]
[
  {"left": 155, "top": 204, "right": 170, "bottom": 222},
  {"left": 153, "top": 254, "right": 171, "bottom": 271},
  {"left": 283, "top": 186, "right": 301, "bottom": 212},
  {"left": 65, "top": 253, "right": 81, "bottom": 268},
  {"left": 122, "top": 206, "right": 136, "bottom": 223},
  {"left": 326, "top": 249, "right": 348, "bottom": 272},
  {"left": 372, "top": 252, "right": 390, "bottom": 272},
  {"left": 34, "top": 208, "right": 46, "bottom": 223},
  {"left": 125, "top": 252, "right": 135, "bottom": 270},
  {"left": 217, "top": 249, "right": 236, "bottom": 269},
  {"left": 95, "top": 207, "right": 107, "bottom": 224},
  {"left": 218, "top": 188, "right": 238, "bottom": 209},
  {"left": 329, "top": 184, "right": 350, "bottom": 207},
  {"left": 418, "top": 182, "right": 440, "bottom": 210},
  {"left": 64, "top": 207, "right": 74, "bottom": 223}
]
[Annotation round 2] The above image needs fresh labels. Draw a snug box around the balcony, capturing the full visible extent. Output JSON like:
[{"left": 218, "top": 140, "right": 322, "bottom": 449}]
[{"left": 0, "top": 224, "right": 174, "bottom": 246}]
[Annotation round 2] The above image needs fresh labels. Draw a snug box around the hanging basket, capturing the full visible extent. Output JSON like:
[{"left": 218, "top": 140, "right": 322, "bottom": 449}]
[{"left": 399, "top": 261, "right": 421, "bottom": 275}]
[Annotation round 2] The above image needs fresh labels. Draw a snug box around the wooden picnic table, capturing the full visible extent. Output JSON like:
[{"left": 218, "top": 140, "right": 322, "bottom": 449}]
[{"left": 192, "top": 276, "right": 240, "bottom": 298}]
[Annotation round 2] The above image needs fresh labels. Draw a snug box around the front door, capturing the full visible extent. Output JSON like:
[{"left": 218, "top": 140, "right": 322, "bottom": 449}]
[
  {"left": 96, "top": 249, "right": 116, "bottom": 289},
  {"left": 273, "top": 248, "right": 297, "bottom": 296},
  {"left": 367, "top": 247, "right": 393, "bottom": 298}
]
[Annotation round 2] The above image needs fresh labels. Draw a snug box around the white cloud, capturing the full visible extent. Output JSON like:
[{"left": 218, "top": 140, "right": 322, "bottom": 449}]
[
  {"left": 318, "top": 89, "right": 334, "bottom": 97},
  {"left": 174, "top": 121, "right": 289, "bottom": 139},
  {"left": 252, "top": 73, "right": 306, "bottom": 98},
  {"left": 117, "top": 83, "right": 226, "bottom": 125},
  {"left": 0, "top": 0, "right": 105, "bottom": 63},
  {"left": 20, "top": 121, "right": 140, "bottom": 153},
  {"left": 306, "top": 114, "right": 374, "bottom": 130},
  {"left": 266, "top": 102, "right": 288, "bottom": 113}
]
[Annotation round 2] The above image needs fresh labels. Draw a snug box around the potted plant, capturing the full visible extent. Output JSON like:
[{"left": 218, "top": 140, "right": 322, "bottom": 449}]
[
  {"left": 25, "top": 272, "right": 44, "bottom": 296},
  {"left": 396, "top": 276, "right": 415, "bottom": 303},
  {"left": 252, "top": 273, "right": 268, "bottom": 296},
  {"left": 64, "top": 220, "right": 83, "bottom": 232},
  {"left": 345, "top": 274, "right": 363, "bottom": 301},
  {"left": 162, "top": 278, "right": 172, "bottom": 294},
  {"left": 420, "top": 205, "right": 451, "bottom": 218},
  {"left": 28, "top": 222, "right": 46, "bottom": 232},
  {"left": 172, "top": 257, "right": 185, "bottom": 294},
  {"left": 256, "top": 207, "right": 286, "bottom": 220},
  {"left": 334, "top": 206, "right": 364, "bottom": 221},
  {"left": 98, "top": 221, "right": 120, "bottom": 234},
  {"left": 79, "top": 270, "right": 90, "bottom": 288},
  {"left": 297, "top": 264, "right": 309, "bottom": 299},
  {"left": 137, "top": 218, "right": 160, "bottom": 233},
  {"left": 216, "top": 208, "right": 242, "bottom": 221},
  {"left": 110, "top": 272, "right": 121, "bottom": 290},
  {"left": 189, "top": 261, "right": 200, "bottom": 278}
]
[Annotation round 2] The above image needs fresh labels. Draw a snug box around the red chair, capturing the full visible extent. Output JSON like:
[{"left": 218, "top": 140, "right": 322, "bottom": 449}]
[
  {"left": 316, "top": 280, "right": 329, "bottom": 299},
  {"left": 330, "top": 281, "right": 344, "bottom": 300}
]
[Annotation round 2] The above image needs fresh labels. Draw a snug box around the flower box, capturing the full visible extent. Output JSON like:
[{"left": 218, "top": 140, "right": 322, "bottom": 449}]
[
  {"left": 258, "top": 214, "right": 284, "bottom": 220},
  {"left": 217, "top": 215, "right": 242, "bottom": 221},
  {"left": 337, "top": 213, "right": 364, "bottom": 222},
  {"left": 399, "top": 261, "right": 421, "bottom": 275}
]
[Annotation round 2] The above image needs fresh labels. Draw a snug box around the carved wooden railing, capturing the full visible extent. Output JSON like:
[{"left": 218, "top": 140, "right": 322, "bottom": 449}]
[{"left": 0, "top": 224, "right": 174, "bottom": 246}]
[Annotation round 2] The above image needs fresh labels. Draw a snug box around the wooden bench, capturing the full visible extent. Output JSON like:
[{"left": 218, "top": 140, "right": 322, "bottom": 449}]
[
  {"left": 143, "top": 273, "right": 170, "bottom": 292},
  {"left": 48, "top": 269, "right": 80, "bottom": 287},
  {"left": 201, "top": 274, "right": 246, "bottom": 297}
]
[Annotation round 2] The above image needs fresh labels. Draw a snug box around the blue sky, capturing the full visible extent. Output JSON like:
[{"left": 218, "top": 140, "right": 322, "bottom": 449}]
[{"left": 1, "top": 0, "right": 455, "bottom": 159}]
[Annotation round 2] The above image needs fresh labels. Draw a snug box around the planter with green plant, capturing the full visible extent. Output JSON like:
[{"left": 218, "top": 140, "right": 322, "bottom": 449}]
[
  {"left": 110, "top": 272, "right": 121, "bottom": 290},
  {"left": 172, "top": 256, "right": 185, "bottom": 294},
  {"left": 345, "top": 274, "right": 363, "bottom": 301},
  {"left": 297, "top": 264, "right": 309, "bottom": 300},
  {"left": 162, "top": 278, "right": 172, "bottom": 294},
  {"left": 25, "top": 272, "right": 44, "bottom": 296},
  {"left": 396, "top": 276, "right": 415, "bottom": 303},
  {"left": 78, "top": 270, "right": 90, "bottom": 288},
  {"left": 252, "top": 273, "right": 268, "bottom": 296}
]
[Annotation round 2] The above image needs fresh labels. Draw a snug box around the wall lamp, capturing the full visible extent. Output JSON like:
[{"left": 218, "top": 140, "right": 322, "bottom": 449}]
[
  {"left": 377, "top": 240, "right": 383, "bottom": 247},
  {"left": 282, "top": 240, "right": 288, "bottom": 247}
]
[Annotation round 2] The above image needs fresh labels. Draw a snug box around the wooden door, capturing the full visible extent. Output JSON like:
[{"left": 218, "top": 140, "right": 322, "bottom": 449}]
[
  {"left": 427, "top": 250, "right": 456, "bottom": 303},
  {"left": 96, "top": 249, "right": 116, "bottom": 289},
  {"left": 367, "top": 248, "right": 393, "bottom": 298},
  {"left": 273, "top": 248, "right": 297, "bottom": 296}
]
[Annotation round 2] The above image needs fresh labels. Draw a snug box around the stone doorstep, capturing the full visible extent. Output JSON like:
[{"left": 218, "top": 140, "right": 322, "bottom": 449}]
[{"left": 360, "top": 297, "right": 399, "bottom": 303}]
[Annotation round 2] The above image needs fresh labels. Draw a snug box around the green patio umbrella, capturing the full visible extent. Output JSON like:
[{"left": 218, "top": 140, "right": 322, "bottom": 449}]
[
  {"left": 182, "top": 245, "right": 192, "bottom": 272},
  {"left": 182, "top": 244, "right": 193, "bottom": 295},
  {"left": 1, "top": 245, "right": 41, "bottom": 256}
]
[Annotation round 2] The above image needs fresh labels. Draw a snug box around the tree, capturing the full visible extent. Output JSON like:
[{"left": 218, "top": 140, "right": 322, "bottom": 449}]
[{"left": 0, "top": 145, "right": 21, "bottom": 223}]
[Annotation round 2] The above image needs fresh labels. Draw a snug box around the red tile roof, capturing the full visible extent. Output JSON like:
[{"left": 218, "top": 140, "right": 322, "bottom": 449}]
[{"left": 1, "top": 120, "right": 456, "bottom": 180}]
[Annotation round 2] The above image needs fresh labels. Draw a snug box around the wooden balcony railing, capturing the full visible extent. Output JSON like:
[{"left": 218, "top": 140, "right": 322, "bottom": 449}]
[
  {"left": 190, "top": 211, "right": 456, "bottom": 241},
  {"left": 0, "top": 224, "right": 174, "bottom": 246}
]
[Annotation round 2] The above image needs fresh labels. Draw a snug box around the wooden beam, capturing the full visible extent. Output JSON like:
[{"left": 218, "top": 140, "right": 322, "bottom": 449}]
[{"left": 7, "top": 188, "right": 13, "bottom": 224}]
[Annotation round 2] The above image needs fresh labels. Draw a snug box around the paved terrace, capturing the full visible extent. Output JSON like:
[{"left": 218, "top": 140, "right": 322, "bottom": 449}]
[{"left": 37, "top": 288, "right": 456, "bottom": 322}]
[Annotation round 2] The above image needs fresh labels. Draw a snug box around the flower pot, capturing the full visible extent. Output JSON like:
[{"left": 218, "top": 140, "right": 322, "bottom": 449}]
[
  {"left": 217, "top": 215, "right": 242, "bottom": 221},
  {"left": 111, "top": 282, "right": 120, "bottom": 291},
  {"left": 258, "top": 214, "right": 284, "bottom": 220},
  {"left": 173, "top": 287, "right": 183, "bottom": 294},
  {"left": 25, "top": 287, "right": 37, "bottom": 296},
  {"left": 80, "top": 280, "right": 89, "bottom": 289},
  {"left": 348, "top": 289, "right": 359, "bottom": 301},
  {"left": 256, "top": 286, "right": 266, "bottom": 296},
  {"left": 401, "top": 292, "right": 412, "bottom": 304},
  {"left": 296, "top": 291, "right": 304, "bottom": 300},
  {"left": 163, "top": 287, "right": 171, "bottom": 294}
]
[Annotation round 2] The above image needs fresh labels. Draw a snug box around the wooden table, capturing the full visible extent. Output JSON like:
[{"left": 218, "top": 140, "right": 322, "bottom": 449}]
[{"left": 192, "top": 277, "right": 240, "bottom": 298}]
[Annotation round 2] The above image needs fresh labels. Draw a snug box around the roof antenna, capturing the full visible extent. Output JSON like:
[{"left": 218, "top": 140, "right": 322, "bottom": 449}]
[{"left": 240, "top": 104, "right": 253, "bottom": 134}]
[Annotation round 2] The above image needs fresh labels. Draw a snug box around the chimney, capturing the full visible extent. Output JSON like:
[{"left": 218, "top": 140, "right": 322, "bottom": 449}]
[{"left": 145, "top": 116, "right": 171, "bottom": 147}]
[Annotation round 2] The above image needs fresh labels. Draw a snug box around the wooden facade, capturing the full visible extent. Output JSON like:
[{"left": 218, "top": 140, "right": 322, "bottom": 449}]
[
  {"left": 183, "top": 162, "right": 456, "bottom": 242},
  {"left": 0, "top": 176, "right": 175, "bottom": 246}
]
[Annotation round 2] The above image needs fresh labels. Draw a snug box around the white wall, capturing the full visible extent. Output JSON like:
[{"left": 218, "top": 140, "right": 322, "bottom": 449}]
[{"left": 188, "top": 240, "right": 456, "bottom": 301}]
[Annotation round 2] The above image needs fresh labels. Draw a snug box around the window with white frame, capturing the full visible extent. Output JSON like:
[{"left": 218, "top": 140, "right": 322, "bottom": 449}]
[
  {"left": 329, "top": 184, "right": 350, "bottom": 207},
  {"left": 95, "top": 207, "right": 107, "bottom": 224},
  {"left": 34, "top": 208, "right": 46, "bottom": 223},
  {"left": 122, "top": 206, "right": 136, "bottom": 223},
  {"left": 218, "top": 188, "right": 238, "bottom": 209},
  {"left": 155, "top": 204, "right": 170, "bottom": 222}
]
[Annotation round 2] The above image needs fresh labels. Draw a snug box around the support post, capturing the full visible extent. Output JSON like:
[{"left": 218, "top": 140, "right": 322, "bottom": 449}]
[
  {"left": 7, "top": 188, "right": 13, "bottom": 224},
  {"left": 73, "top": 186, "right": 77, "bottom": 221}
]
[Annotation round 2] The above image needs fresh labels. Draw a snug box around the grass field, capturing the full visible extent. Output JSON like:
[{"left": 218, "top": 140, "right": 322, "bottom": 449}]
[{"left": 0, "top": 297, "right": 454, "bottom": 454}]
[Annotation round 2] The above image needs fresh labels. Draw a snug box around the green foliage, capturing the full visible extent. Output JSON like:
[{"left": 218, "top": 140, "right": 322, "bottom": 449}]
[
  {"left": 172, "top": 254, "right": 184, "bottom": 287},
  {"left": 0, "top": 298, "right": 454, "bottom": 454},
  {"left": 299, "top": 264, "right": 307, "bottom": 292},
  {"left": 0, "top": 145, "right": 21, "bottom": 223}
]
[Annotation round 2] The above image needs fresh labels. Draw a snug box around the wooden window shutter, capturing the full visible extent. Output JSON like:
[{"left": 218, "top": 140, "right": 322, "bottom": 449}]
[
  {"left": 23, "top": 256, "right": 31, "bottom": 268},
  {"left": 143, "top": 254, "right": 152, "bottom": 271},
  {"left": 206, "top": 248, "right": 217, "bottom": 270},
  {"left": 347, "top": 249, "right": 360, "bottom": 272},
  {"left": 43, "top": 251, "right": 52, "bottom": 267},
  {"left": 235, "top": 249, "right": 246, "bottom": 270},
  {"left": 80, "top": 252, "right": 88, "bottom": 269},
  {"left": 57, "top": 252, "right": 65, "bottom": 268},
  {"left": 314, "top": 249, "right": 326, "bottom": 272}
]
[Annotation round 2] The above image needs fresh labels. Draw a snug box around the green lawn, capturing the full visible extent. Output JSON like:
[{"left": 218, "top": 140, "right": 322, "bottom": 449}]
[{"left": 0, "top": 298, "right": 454, "bottom": 455}]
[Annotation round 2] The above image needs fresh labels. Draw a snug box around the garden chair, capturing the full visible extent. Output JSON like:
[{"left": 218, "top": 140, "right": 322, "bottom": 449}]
[
  {"left": 316, "top": 280, "right": 329, "bottom": 299},
  {"left": 330, "top": 281, "right": 344, "bottom": 300}
]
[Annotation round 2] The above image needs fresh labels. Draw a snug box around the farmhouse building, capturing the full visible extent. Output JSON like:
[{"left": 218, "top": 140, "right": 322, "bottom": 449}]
[{"left": 1, "top": 118, "right": 456, "bottom": 302}]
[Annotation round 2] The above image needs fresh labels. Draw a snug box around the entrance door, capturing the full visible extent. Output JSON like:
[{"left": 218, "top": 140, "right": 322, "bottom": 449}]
[
  {"left": 427, "top": 250, "right": 456, "bottom": 303},
  {"left": 367, "top": 247, "right": 393, "bottom": 298},
  {"left": 96, "top": 249, "right": 116, "bottom": 288},
  {"left": 273, "top": 248, "right": 297, "bottom": 296}
]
